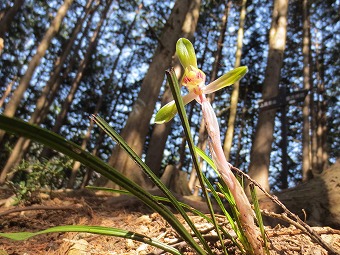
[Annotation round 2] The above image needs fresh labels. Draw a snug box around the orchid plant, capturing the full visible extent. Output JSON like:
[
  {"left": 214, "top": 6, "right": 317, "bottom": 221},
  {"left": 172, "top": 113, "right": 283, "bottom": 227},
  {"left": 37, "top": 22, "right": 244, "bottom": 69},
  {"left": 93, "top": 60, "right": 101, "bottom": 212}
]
[{"left": 155, "top": 38, "right": 263, "bottom": 254}]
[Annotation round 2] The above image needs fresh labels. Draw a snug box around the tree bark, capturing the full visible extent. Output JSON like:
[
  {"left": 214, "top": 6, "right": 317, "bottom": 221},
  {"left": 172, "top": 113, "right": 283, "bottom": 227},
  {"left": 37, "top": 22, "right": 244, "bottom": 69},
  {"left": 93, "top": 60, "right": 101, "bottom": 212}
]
[
  {"left": 98, "top": 0, "right": 201, "bottom": 189},
  {"left": 223, "top": 0, "right": 246, "bottom": 161},
  {"left": 0, "top": 0, "right": 25, "bottom": 55},
  {"left": 247, "top": 0, "right": 289, "bottom": 192},
  {"left": 0, "top": 0, "right": 74, "bottom": 143},
  {"left": 302, "top": 0, "right": 313, "bottom": 180},
  {"left": 144, "top": 82, "right": 177, "bottom": 176},
  {"left": 315, "top": 34, "right": 328, "bottom": 171}
]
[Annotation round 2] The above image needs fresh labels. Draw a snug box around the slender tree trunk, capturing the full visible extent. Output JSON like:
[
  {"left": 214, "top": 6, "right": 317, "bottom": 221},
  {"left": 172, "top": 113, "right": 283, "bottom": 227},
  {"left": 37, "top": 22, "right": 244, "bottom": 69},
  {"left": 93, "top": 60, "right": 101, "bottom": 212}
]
[
  {"left": 0, "top": 0, "right": 25, "bottom": 54},
  {"left": 80, "top": 130, "right": 105, "bottom": 188},
  {"left": 0, "top": 77, "right": 17, "bottom": 108},
  {"left": 0, "top": 0, "right": 74, "bottom": 143},
  {"left": 0, "top": 1, "right": 95, "bottom": 184},
  {"left": 80, "top": 53, "right": 136, "bottom": 188},
  {"left": 98, "top": 0, "right": 201, "bottom": 189},
  {"left": 315, "top": 34, "right": 328, "bottom": 171},
  {"left": 33, "top": 0, "right": 95, "bottom": 122},
  {"left": 235, "top": 94, "right": 248, "bottom": 168},
  {"left": 223, "top": 0, "right": 247, "bottom": 161},
  {"left": 302, "top": 0, "right": 313, "bottom": 181},
  {"left": 247, "top": 0, "right": 289, "bottom": 192},
  {"left": 37, "top": 9, "right": 94, "bottom": 126}
]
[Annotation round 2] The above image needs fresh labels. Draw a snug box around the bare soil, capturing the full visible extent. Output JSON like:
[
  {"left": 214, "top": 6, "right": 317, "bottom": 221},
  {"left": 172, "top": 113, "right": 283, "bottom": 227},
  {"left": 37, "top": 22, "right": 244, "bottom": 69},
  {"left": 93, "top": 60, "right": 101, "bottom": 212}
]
[{"left": 0, "top": 189, "right": 339, "bottom": 255}]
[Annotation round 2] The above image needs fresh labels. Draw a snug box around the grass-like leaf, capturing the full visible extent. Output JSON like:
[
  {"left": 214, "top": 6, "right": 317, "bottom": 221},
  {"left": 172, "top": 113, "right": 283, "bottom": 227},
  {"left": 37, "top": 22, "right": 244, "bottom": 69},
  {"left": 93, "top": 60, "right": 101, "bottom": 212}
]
[
  {"left": 0, "top": 225, "right": 181, "bottom": 255},
  {"left": 0, "top": 115, "right": 205, "bottom": 255},
  {"left": 250, "top": 183, "right": 270, "bottom": 255}
]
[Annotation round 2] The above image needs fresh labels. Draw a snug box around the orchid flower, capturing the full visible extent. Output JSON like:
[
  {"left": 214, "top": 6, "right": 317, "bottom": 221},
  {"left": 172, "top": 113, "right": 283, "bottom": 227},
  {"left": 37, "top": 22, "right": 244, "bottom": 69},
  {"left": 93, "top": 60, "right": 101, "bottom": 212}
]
[
  {"left": 155, "top": 38, "right": 263, "bottom": 254},
  {"left": 154, "top": 38, "right": 248, "bottom": 124}
]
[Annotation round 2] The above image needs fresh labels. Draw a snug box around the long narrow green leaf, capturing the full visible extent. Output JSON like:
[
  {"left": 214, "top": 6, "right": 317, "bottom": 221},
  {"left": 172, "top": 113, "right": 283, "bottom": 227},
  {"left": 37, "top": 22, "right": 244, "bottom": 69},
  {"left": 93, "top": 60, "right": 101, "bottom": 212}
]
[
  {"left": 87, "top": 185, "right": 238, "bottom": 252},
  {"left": 216, "top": 181, "right": 252, "bottom": 252},
  {"left": 0, "top": 225, "right": 181, "bottom": 255},
  {"left": 250, "top": 184, "right": 270, "bottom": 255},
  {"left": 194, "top": 146, "right": 217, "bottom": 172},
  {"left": 166, "top": 68, "right": 221, "bottom": 255},
  {"left": 0, "top": 115, "right": 204, "bottom": 255},
  {"left": 91, "top": 114, "right": 208, "bottom": 254}
]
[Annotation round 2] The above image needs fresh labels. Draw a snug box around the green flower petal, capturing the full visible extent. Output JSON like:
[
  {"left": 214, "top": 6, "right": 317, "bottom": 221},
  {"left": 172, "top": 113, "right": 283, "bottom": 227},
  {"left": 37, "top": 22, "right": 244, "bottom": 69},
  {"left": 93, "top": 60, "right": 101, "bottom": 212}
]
[
  {"left": 155, "top": 92, "right": 197, "bottom": 124},
  {"left": 176, "top": 38, "right": 197, "bottom": 69},
  {"left": 203, "top": 66, "right": 248, "bottom": 94},
  {"left": 154, "top": 101, "right": 178, "bottom": 124}
]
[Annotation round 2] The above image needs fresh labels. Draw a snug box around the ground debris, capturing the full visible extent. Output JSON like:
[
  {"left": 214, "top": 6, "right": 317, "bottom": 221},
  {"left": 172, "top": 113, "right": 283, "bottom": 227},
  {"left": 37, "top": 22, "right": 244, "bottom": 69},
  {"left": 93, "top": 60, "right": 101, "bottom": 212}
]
[{"left": 0, "top": 190, "right": 339, "bottom": 254}]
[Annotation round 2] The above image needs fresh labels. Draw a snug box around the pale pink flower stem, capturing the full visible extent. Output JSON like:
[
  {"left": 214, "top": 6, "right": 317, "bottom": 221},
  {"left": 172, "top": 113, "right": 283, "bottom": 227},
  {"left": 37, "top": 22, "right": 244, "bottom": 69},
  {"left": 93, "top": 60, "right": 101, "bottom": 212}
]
[{"left": 199, "top": 94, "right": 263, "bottom": 254}]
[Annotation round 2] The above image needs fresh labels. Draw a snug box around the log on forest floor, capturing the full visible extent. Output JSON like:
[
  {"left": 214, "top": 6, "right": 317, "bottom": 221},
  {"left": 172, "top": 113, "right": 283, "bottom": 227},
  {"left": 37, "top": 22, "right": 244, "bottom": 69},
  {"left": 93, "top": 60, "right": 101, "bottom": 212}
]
[{"left": 259, "top": 160, "right": 340, "bottom": 228}]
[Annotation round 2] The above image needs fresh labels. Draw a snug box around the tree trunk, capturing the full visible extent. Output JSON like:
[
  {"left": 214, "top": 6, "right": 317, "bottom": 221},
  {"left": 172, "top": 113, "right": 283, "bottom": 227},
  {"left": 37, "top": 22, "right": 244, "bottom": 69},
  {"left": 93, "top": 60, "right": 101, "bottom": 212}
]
[
  {"left": 98, "top": 0, "right": 201, "bottom": 189},
  {"left": 0, "top": 77, "right": 17, "bottom": 108},
  {"left": 0, "top": 0, "right": 74, "bottom": 143},
  {"left": 315, "top": 34, "right": 328, "bottom": 171},
  {"left": 144, "top": 82, "right": 177, "bottom": 176},
  {"left": 234, "top": 93, "right": 248, "bottom": 168},
  {"left": 247, "top": 0, "right": 289, "bottom": 192},
  {"left": 160, "top": 165, "right": 192, "bottom": 196},
  {"left": 302, "top": 0, "right": 313, "bottom": 181},
  {"left": 223, "top": 0, "right": 246, "bottom": 161},
  {"left": 0, "top": 0, "right": 25, "bottom": 54},
  {"left": 259, "top": 160, "right": 340, "bottom": 228},
  {"left": 0, "top": 1, "right": 96, "bottom": 184}
]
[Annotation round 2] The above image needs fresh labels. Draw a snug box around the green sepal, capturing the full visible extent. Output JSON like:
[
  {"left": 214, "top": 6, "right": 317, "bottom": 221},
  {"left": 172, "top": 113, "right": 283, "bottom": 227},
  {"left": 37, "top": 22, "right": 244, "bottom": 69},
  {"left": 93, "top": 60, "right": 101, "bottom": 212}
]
[
  {"left": 154, "top": 101, "right": 177, "bottom": 124},
  {"left": 204, "top": 66, "right": 248, "bottom": 94},
  {"left": 176, "top": 38, "right": 197, "bottom": 69}
]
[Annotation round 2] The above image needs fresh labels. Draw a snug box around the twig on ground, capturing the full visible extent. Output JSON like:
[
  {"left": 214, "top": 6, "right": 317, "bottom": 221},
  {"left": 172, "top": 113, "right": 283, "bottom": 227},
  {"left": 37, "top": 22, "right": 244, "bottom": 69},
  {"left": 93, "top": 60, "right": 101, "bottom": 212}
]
[{"left": 231, "top": 165, "right": 340, "bottom": 255}]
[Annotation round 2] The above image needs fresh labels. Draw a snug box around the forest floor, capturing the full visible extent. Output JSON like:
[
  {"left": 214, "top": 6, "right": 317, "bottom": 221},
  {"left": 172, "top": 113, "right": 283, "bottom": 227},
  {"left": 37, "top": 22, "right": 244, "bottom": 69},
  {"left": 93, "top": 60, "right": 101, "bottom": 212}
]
[{"left": 0, "top": 189, "right": 339, "bottom": 255}]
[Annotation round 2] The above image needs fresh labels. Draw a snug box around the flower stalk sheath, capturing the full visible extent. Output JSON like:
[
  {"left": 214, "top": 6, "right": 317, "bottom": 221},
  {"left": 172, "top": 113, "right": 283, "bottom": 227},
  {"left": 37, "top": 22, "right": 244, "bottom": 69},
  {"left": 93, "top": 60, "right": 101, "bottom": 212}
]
[{"left": 201, "top": 96, "right": 263, "bottom": 254}]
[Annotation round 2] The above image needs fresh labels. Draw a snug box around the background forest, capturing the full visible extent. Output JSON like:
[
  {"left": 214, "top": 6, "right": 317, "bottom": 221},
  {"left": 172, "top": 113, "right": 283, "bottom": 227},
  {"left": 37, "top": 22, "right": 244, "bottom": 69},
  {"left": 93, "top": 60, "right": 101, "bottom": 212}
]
[{"left": 0, "top": 0, "right": 339, "bottom": 195}]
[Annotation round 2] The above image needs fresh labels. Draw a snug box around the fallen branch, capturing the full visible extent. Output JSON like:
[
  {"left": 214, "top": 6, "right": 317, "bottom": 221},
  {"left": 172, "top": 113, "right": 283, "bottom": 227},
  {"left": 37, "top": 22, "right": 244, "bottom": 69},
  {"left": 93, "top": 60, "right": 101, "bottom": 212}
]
[{"left": 0, "top": 204, "right": 84, "bottom": 217}]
